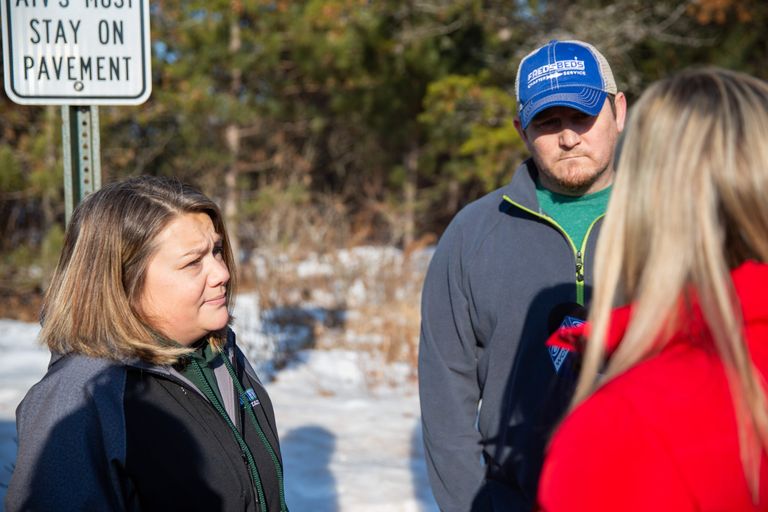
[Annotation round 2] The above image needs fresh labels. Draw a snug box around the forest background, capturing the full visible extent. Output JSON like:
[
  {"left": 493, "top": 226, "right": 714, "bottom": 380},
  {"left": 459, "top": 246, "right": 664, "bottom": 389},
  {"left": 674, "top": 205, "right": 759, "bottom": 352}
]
[{"left": 1, "top": 0, "right": 766, "bottom": 370}]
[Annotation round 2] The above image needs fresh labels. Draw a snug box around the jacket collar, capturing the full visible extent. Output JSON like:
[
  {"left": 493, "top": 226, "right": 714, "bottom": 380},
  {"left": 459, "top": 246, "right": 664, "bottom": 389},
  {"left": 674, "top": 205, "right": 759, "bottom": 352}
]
[
  {"left": 731, "top": 260, "right": 768, "bottom": 325},
  {"left": 547, "top": 261, "right": 768, "bottom": 355},
  {"left": 503, "top": 159, "right": 541, "bottom": 212}
]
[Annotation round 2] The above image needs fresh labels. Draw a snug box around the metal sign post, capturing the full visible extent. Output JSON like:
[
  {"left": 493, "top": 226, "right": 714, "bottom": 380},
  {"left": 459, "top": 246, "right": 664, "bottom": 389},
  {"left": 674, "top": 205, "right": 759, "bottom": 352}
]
[
  {"left": 2, "top": 0, "right": 152, "bottom": 223},
  {"left": 62, "top": 106, "right": 101, "bottom": 224}
]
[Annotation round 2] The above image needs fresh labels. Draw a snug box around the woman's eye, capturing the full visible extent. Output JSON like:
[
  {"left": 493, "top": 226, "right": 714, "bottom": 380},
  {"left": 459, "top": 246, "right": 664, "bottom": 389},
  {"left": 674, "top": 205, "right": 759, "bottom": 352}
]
[{"left": 213, "top": 245, "right": 224, "bottom": 257}]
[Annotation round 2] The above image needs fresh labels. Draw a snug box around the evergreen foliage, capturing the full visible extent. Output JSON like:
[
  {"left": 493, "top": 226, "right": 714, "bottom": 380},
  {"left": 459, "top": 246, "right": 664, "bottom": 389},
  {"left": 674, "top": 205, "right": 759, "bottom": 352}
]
[{"left": 1, "top": 0, "right": 765, "bottom": 290}]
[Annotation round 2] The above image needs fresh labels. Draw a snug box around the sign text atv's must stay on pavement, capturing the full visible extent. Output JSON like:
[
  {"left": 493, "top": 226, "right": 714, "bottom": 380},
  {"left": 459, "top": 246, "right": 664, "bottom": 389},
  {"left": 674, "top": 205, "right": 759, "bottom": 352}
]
[{"left": 1, "top": 0, "right": 151, "bottom": 106}]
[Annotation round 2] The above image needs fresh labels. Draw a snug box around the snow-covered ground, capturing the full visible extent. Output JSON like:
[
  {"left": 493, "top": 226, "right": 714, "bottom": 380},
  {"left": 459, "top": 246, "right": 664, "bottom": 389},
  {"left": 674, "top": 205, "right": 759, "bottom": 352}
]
[
  {"left": 0, "top": 314, "right": 438, "bottom": 511},
  {"left": 0, "top": 319, "right": 46, "bottom": 509},
  {"left": 268, "top": 350, "right": 437, "bottom": 511}
]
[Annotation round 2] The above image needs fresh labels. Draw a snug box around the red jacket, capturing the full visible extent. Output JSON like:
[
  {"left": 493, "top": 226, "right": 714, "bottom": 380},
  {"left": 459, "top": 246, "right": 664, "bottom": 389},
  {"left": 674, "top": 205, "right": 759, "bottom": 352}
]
[{"left": 538, "top": 261, "right": 768, "bottom": 511}]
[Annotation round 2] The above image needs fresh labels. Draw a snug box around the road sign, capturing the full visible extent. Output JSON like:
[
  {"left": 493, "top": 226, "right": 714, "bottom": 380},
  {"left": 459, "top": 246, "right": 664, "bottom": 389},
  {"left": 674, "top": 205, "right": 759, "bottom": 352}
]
[{"left": 1, "top": 0, "right": 152, "bottom": 105}]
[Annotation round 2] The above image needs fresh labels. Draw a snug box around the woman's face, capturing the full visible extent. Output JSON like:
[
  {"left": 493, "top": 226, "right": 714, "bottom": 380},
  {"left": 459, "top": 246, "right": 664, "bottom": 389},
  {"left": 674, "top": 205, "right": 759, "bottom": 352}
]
[{"left": 139, "top": 212, "right": 230, "bottom": 346}]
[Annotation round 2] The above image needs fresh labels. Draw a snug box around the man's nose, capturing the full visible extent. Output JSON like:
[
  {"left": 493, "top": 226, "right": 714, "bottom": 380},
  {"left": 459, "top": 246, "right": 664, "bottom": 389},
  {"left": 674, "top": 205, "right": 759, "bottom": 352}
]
[{"left": 559, "top": 127, "right": 581, "bottom": 148}]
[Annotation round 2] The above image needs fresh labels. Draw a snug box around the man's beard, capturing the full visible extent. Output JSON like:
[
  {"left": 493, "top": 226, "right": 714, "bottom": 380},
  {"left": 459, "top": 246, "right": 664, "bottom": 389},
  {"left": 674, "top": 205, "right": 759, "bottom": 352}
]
[
  {"left": 554, "top": 167, "right": 607, "bottom": 193},
  {"left": 539, "top": 160, "right": 610, "bottom": 195}
]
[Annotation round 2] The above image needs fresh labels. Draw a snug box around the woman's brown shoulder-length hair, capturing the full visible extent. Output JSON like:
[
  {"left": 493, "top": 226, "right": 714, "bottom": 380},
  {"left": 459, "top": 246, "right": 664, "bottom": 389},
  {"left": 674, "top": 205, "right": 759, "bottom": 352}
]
[{"left": 40, "top": 175, "right": 237, "bottom": 365}]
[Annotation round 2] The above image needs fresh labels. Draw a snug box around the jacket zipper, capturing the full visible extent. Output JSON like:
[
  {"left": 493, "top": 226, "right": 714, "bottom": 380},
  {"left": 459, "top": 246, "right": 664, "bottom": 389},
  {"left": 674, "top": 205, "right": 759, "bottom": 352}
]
[
  {"left": 577, "top": 216, "right": 603, "bottom": 303},
  {"left": 223, "top": 355, "right": 288, "bottom": 511},
  {"left": 502, "top": 194, "right": 604, "bottom": 306}
]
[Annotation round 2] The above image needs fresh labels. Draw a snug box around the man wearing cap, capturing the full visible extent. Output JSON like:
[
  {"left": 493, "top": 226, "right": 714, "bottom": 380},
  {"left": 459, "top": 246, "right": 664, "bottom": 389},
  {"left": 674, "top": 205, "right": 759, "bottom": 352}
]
[{"left": 418, "top": 40, "right": 626, "bottom": 511}]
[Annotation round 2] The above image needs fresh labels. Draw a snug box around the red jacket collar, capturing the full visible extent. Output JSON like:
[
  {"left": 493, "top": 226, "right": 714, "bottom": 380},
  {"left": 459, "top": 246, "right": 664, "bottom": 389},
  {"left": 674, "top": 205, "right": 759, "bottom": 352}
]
[{"left": 546, "top": 261, "right": 768, "bottom": 354}]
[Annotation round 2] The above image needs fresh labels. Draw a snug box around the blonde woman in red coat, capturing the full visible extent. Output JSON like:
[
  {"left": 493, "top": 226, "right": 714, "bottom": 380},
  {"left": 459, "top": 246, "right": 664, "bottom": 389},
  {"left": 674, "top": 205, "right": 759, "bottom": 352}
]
[{"left": 538, "top": 68, "right": 768, "bottom": 511}]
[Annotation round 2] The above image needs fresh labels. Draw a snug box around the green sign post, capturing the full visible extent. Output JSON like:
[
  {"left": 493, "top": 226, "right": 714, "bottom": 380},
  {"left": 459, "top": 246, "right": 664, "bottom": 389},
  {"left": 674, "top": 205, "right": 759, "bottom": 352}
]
[{"left": 62, "top": 106, "right": 102, "bottom": 225}]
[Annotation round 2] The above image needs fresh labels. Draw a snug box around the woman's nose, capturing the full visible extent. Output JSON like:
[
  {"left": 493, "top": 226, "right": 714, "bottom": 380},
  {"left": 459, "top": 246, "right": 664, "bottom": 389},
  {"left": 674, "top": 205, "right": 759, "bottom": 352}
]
[{"left": 209, "top": 257, "right": 230, "bottom": 287}]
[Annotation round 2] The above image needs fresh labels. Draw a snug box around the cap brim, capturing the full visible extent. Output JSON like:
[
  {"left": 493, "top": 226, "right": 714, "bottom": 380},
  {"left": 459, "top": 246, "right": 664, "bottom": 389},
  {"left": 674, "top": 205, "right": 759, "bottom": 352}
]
[{"left": 520, "top": 87, "right": 607, "bottom": 129}]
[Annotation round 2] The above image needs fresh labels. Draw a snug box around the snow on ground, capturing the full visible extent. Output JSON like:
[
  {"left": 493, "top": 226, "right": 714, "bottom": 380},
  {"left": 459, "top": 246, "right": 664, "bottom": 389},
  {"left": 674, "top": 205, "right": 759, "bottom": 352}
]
[
  {"left": 0, "top": 320, "right": 48, "bottom": 508},
  {"left": 0, "top": 317, "right": 438, "bottom": 511},
  {"left": 268, "top": 350, "right": 437, "bottom": 511}
]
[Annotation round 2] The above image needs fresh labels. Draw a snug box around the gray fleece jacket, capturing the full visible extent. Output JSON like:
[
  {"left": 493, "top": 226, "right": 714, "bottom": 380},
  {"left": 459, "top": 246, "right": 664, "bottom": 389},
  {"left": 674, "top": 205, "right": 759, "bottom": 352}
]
[{"left": 418, "top": 160, "right": 605, "bottom": 511}]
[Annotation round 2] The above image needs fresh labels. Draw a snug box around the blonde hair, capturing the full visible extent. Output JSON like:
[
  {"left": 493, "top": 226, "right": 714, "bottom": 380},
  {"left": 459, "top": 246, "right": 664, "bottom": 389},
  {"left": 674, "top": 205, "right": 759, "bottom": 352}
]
[
  {"left": 576, "top": 68, "right": 768, "bottom": 498},
  {"left": 40, "top": 176, "right": 237, "bottom": 365}
]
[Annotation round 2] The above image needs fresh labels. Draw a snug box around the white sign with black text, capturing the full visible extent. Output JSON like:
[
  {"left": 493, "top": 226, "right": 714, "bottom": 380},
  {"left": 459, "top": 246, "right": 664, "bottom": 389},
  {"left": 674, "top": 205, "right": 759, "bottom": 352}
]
[{"left": 1, "top": 0, "right": 151, "bottom": 105}]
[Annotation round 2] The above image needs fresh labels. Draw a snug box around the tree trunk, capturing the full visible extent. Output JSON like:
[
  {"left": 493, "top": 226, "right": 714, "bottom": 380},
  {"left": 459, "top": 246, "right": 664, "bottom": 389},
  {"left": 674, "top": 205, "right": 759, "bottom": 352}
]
[
  {"left": 447, "top": 178, "right": 460, "bottom": 217},
  {"left": 403, "top": 145, "right": 419, "bottom": 248},
  {"left": 224, "top": 3, "right": 243, "bottom": 266},
  {"left": 43, "top": 105, "right": 57, "bottom": 229}
]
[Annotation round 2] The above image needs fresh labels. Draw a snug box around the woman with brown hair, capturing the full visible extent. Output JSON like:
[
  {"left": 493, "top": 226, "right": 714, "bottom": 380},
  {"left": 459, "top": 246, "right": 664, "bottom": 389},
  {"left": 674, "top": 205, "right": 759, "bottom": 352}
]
[
  {"left": 538, "top": 68, "right": 768, "bottom": 510},
  {"left": 6, "top": 176, "right": 288, "bottom": 511}
]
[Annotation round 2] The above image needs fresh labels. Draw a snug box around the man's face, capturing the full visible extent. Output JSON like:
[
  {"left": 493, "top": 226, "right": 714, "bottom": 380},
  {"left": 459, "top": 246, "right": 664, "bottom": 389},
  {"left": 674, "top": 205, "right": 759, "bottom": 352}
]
[{"left": 515, "top": 93, "right": 626, "bottom": 196}]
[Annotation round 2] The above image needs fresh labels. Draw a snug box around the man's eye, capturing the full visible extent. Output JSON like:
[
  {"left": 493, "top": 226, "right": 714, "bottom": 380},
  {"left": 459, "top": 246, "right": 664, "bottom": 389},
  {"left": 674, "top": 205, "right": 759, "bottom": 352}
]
[{"left": 536, "top": 118, "right": 558, "bottom": 129}]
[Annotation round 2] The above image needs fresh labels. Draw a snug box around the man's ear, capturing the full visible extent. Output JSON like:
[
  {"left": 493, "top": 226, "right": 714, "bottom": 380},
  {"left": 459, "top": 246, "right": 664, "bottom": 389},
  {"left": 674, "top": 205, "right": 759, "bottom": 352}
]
[
  {"left": 514, "top": 117, "right": 530, "bottom": 147},
  {"left": 614, "top": 92, "right": 628, "bottom": 133}
]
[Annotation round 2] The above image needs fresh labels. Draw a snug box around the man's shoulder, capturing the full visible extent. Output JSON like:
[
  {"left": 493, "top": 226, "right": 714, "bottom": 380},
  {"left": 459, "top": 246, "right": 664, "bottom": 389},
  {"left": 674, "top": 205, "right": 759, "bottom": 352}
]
[
  {"left": 452, "top": 161, "right": 533, "bottom": 224},
  {"left": 453, "top": 186, "right": 509, "bottom": 225}
]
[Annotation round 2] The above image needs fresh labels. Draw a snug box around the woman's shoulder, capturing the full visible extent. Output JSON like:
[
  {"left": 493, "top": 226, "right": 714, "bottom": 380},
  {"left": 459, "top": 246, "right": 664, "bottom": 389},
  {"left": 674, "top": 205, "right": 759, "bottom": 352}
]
[
  {"left": 46, "top": 352, "right": 126, "bottom": 385},
  {"left": 539, "top": 346, "right": 742, "bottom": 511},
  {"left": 549, "top": 382, "right": 645, "bottom": 457},
  {"left": 564, "top": 343, "right": 732, "bottom": 444},
  {"left": 538, "top": 377, "right": 694, "bottom": 511},
  {"left": 20, "top": 353, "right": 128, "bottom": 417}
]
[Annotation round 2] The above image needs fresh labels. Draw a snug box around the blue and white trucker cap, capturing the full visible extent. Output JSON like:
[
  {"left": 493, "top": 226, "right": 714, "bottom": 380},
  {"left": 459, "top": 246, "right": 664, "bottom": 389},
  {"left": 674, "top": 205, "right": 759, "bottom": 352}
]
[{"left": 515, "top": 40, "right": 617, "bottom": 129}]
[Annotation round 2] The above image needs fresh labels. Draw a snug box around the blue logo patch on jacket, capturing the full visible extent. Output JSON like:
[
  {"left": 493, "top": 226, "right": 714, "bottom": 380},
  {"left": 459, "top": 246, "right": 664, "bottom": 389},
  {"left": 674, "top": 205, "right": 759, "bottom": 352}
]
[
  {"left": 549, "top": 315, "right": 585, "bottom": 373},
  {"left": 239, "top": 388, "right": 260, "bottom": 408}
]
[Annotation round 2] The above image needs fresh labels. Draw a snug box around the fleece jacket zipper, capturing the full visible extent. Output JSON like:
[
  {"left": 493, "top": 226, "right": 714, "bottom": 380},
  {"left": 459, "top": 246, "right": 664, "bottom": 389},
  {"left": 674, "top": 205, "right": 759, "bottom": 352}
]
[{"left": 502, "top": 194, "right": 604, "bottom": 306}]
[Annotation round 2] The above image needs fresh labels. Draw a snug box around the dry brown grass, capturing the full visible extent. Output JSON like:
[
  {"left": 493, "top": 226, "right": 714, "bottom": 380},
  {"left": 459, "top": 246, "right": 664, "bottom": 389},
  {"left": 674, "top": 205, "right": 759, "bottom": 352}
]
[
  {"left": 238, "top": 194, "right": 433, "bottom": 379},
  {"left": 244, "top": 244, "right": 428, "bottom": 370}
]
